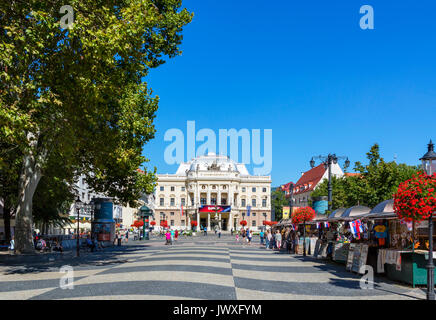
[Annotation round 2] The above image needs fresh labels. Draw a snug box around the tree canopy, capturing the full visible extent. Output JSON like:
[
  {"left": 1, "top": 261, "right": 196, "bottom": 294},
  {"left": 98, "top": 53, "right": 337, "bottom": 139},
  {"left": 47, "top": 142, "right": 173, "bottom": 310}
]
[
  {"left": 311, "top": 144, "right": 419, "bottom": 210},
  {"left": 0, "top": 0, "right": 193, "bottom": 252}
]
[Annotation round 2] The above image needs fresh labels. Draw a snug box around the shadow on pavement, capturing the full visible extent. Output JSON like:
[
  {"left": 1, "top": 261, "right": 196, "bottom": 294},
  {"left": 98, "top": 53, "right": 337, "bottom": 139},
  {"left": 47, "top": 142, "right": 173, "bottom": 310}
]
[{"left": 0, "top": 244, "right": 152, "bottom": 275}]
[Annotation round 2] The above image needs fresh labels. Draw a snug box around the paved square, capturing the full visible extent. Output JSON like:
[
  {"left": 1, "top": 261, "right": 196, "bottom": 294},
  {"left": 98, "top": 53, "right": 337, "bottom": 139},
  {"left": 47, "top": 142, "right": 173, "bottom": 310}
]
[{"left": 0, "top": 235, "right": 427, "bottom": 300}]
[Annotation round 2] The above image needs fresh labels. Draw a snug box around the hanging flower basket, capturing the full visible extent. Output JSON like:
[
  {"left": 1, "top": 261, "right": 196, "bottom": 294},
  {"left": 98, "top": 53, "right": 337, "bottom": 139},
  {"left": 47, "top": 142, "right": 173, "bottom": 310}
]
[
  {"left": 292, "top": 207, "right": 316, "bottom": 225},
  {"left": 133, "top": 220, "right": 144, "bottom": 228},
  {"left": 240, "top": 220, "right": 247, "bottom": 226},
  {"left": 191, "top": 220, "right": 198, "bottom": 226},
  {"left": 393, "top": 172, "right": 436, "bottom": 222},
  {"left": 160, "top": 220, "right": 168, "bottom": 227},
  {"left": 150, "top": 221, "right": 156, "bottom": 226}
]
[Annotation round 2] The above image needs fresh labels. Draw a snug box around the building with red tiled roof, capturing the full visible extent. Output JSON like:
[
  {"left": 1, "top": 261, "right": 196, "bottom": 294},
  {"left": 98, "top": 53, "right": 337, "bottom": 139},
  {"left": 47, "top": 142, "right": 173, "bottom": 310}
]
[{"left": 291, "top": 163, "right": 344, "bottom": 208}]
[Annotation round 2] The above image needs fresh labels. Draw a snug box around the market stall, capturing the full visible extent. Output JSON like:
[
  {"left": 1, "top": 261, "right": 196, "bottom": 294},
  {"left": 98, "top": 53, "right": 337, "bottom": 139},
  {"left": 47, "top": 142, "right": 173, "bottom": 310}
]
[
  {"left": 330, "top": 206, "right": 371, "bottom": 267},
  {"left": 362, "top": 199, "right": 436, "bottom": 286}
]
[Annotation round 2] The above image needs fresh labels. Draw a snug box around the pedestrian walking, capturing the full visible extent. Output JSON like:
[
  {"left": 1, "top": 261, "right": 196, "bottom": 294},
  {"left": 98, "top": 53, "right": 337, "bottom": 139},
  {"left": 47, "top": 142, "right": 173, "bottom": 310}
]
[
  {"left": 247, "top": 229, "right": 252, "bottom": 244},
  {"left": 293, "top": 231, "right": 300, "bottom": 254},
  {"left": 8, "top": 236, "right": 15, "bottom": 254},
  {"left": 175, "top": 229, "right": 179, "bottom": 241},
  {"left": 259, "top": 230, "right": 264, "bottom": 245},
  {"left": 125, "top": 230, "right": 129, "bottom": 243},
  {"left": 265, "top": 230, "right": 271, "bottom": 250},
  {"left": 218, "top": 229, "right": 221, "bottom": 238},
  {"left": 170, "top": 229, "right": 175, "bottom": 243},
  {"left": 165, "top": 230, "right": 171, "bottom": 245},
  {"left": 275, "top": 230, "right": 282, "bottom": 251},
  {"left": 235, "top": 232, "right": 239, "bottom": 242},
  {"left": 241, "top": 228, "right": 246, "bottom": 242}
]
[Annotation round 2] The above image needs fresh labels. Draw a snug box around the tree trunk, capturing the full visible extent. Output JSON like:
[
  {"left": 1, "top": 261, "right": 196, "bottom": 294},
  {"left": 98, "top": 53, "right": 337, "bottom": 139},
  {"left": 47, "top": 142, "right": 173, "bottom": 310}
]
[
  {"left": 3, "top": 204, "right": 12, "bottom": 243},
  {"left": 15, "top": 139, "right": 43, "bottom": 254}
]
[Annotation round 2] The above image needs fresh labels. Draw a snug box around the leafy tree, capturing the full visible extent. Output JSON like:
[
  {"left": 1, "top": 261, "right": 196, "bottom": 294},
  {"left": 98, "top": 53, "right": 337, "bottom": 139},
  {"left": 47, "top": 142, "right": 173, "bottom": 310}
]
[
  {"left": 311, "top": 144, "right": 419, "bottom": 210},
  {"left": 310, "top": 175, "right": 351, "bottom": 210},
  {"left": 271, "top": 188, "right": 289, "bottom": 221},
  {"left": 0, "top": 1, "right": 193, "bottom": 253}
]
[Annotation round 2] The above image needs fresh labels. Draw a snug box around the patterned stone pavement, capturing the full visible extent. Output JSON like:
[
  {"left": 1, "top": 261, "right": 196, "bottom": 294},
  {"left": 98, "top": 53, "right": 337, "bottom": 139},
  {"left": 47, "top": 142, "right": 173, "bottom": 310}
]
[{"left": 0, "top": 235, "right": 428, "bottom": 300}]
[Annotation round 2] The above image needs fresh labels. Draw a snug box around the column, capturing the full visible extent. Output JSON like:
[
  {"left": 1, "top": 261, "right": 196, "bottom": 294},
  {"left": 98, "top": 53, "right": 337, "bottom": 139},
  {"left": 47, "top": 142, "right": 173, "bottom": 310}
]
[
  {"left": 188, "top": 215, "right": 191, "bottom": 230},
  {"left": 197, "top": 211, "right": 200, "bottom": 231},
  {"left": 218, "top": 187, "right": 221, "bottom": 205},
  {"left": 219, "top": 213, "right": 222, "bottom": 229},
  {"left": 207, "top": 188, "right": 211, "bottom": 205},
  {"left": 207, "top": 213, "right": 211, "bottom": 231},
  {"left": 229, "top": 212, "right": 233, "bottom": 230}
]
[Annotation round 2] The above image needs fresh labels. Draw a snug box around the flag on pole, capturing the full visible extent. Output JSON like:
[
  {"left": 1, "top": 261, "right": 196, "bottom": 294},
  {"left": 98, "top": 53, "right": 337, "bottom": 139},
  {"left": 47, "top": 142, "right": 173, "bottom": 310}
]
[
  {"left": 246, "top": 205, "right": 251, "bottom": 216},
  {"left": 180, "top": 205, "right": 184, "bottom": 216},
  {"left": 316, "top": 222, "right": 320, "bottom": 229},
  {"left": 324, "top": 222, "right": 330, "bottom": 228}
]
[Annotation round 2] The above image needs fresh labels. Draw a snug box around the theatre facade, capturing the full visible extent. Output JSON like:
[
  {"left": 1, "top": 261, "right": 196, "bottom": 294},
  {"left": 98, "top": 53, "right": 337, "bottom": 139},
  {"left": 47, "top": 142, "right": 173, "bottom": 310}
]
[{"left": 155, "top": 154, "right": 272, "bottom": 231}]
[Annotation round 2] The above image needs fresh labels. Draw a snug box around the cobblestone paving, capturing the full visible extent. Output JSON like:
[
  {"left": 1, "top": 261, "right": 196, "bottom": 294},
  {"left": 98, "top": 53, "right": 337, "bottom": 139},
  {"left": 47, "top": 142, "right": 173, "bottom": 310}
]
[{"left": 0, "top": 235, "right": 428, "bottom": 300}]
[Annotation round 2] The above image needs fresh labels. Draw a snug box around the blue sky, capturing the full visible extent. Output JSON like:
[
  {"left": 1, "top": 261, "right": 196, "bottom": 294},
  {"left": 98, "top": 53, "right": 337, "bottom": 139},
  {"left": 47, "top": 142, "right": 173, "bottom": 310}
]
[{"left": 141, "top": 0, "right": 436, "bottom": 187}]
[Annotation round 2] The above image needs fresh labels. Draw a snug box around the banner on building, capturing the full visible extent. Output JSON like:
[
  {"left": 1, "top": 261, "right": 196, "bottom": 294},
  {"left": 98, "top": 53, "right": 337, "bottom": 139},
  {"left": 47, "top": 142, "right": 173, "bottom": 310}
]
[
  {"left": 283, "top": 206, "right": 290, "bottom": 219},
  {"left": 198, "top": 205, "right": 231, "bottom": 213}
]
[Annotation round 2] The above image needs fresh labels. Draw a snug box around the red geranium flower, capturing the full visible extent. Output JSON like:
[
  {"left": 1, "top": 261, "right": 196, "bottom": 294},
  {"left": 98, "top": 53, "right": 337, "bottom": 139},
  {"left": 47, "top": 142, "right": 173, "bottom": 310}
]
[
  {"left": 393, "top": 172, "right": 436, "bottom": 222},
  {"left": 292, "top": 207, "right": 316, "bottom": 225}
]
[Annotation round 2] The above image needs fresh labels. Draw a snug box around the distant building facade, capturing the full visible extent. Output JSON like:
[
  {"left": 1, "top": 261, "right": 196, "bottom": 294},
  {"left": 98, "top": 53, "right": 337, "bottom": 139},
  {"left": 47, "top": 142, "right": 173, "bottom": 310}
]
[{"left": 155, "top": 153, "right": 272, "bottom": 231}]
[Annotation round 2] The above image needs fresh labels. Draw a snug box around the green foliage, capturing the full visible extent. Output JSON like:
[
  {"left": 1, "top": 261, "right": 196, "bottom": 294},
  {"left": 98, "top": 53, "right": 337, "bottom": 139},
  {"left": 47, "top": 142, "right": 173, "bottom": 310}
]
[
  {"left": 271, "top": 188, "right": 289, "bottom": 221},
  {"left": 0, "top": 1, "right": 193, "bottom": 250},
  {"left": 311, "top": 144, "right": 419, "bottom": 209}
]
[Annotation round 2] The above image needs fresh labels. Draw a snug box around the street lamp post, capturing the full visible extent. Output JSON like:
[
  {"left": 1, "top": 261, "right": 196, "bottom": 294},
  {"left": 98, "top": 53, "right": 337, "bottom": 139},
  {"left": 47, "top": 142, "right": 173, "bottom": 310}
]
[
  {"left": 74, "top": 196, "right": 83, "bottom": 257},
  {"left": 310, "top": 154, "right": 350, "bottom": 212},
  {"left": 420, "top": 140, "right": 436, "bottom": 301}
]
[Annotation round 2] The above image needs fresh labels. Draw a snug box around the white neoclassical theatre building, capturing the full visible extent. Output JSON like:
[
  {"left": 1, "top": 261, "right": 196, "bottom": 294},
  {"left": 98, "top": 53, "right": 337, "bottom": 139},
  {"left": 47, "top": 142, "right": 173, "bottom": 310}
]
[{"left": 155, "top": 154, "right": 272, "bottom": 232}]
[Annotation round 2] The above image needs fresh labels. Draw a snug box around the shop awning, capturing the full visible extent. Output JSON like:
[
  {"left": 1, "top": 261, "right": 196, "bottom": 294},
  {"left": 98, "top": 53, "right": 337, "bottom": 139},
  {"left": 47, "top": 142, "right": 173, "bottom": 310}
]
[
  {"left": 363, "top": 199, "right": 397, "bottom": 220},
  {"left": 306, "top": 213, "right": 328, "bottom": 224},
  {"left": 340, "top": 205, "right": 371, "bottom": 221},
  {"left": 327, "top": 208, "right": 346, "bottom": 222}
]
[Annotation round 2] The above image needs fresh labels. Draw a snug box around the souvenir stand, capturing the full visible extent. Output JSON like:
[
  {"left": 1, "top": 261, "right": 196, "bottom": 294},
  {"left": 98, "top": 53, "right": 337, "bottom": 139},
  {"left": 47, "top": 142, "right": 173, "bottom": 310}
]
[
  {"left": 308, "top": 213, "right": 328, "bottom": 257},
  {"left": 339, "top": 206, "right": 371, "bottom": 274},
  {"left": 314, "top": 208, "right": 345, "bottom": 261},
  {"left": 363, "top": 200, "right": 436, "bottom": 287}
]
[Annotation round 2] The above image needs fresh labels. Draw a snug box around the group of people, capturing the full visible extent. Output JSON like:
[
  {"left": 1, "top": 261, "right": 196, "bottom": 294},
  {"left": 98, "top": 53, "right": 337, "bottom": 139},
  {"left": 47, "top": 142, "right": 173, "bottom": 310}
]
[
  {"left": 263, "top": 228, "right": 301, "bottom": 253},
  {"left": 235, "top": 228, "right": 254, "bottom": 244},
  {"left": 165, "top": 229, "right": 179, "bottom": 245},
  {"left": 33, "top": 232, "right": 64, "bottom": 253}
]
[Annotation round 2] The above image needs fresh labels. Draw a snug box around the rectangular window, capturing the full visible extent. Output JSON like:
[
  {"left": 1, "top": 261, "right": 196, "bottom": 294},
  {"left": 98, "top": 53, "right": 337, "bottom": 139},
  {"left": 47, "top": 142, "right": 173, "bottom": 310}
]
[
  {"left": 241, "top": 199, "right": 246, "bottom": 207},
  {"left": 170, "top": 212, "right": 174, "bottom": 216},
  {"left": 160, "top": 198, "right": 164, "bottom": 206},
  {"left": 263, "top": 187, "right": 267, "bottom": 192},
  {"left": 181, "top": 220, "right": 185, "bottom": 225},
  {"left": 181, "top": 198, "right": 186, "bottom": 206},
  {"left": 160, "top": 186, "right": 164, "bottom": 191},
  {"left": 252, "top": 199, "right": 256, "bottom": 207},
  {"left": 181, "top": 187, "right": 185, "bottom": 191},
  {"left": 252, "top": 220, "right": 256, "bottom": 227},
  {"left": 253, "top": 212, "right": 256, "bottom": 217},
  {"left": 201, "top": 198, "right": 207, "bottom": 205},
  {"left": 171, "top": 186, "right": 175, "bottom": 191},
  {"left": 242, "top": 187, "right": 246, "bottom": 192},
  {"left": 252, "top": 187, "right": 256, "bottom": 192},
  {"left": 211, "top": 198, "right": 217, "bottom": 205},
  {"left": 221, "top": 198, "right": 227, "bottom": 205},
  {"left": 262, "top": 199, "right": 267, "bottom": 207},
  {"left": 171, "top": 220, "right": 174, "bottom": 226},
  {"left": 170, "top": 198, "right": 175, "bottom": 206},
  {"left": 191, "top": 198, "right": 194, "bottom": 206}
]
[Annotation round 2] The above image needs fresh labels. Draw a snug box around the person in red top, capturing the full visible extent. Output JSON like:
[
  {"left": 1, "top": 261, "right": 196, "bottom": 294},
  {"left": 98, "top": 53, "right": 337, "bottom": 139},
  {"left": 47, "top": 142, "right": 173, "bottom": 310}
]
[{"left": 175, "top": 229, "right": 179, "bottom": 241}]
